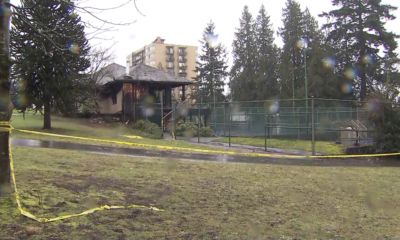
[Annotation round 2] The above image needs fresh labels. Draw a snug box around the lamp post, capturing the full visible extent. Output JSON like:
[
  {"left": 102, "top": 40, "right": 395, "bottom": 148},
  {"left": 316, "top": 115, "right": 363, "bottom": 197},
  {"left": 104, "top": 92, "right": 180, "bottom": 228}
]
[
  {"left": 304, "top": 39, "right": 308, "bottom": 106},
  {"left": 301, "top": 38, "right": 308, "bottom": 135}
]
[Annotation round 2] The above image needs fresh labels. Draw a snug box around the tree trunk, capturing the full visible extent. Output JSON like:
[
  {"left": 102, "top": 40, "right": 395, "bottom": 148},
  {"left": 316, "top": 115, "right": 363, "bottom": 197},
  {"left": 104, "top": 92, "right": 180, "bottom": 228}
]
[
  {"left": 359, "top": 40, "right": 367, "bottom": 101},
  {"left": 0, "top": 0, "right": 12, "bottom": 193},
  {"left": 43, "top": 94, "right": 52, "bottom": 129},
  {"left": 360, "top": 63, "right": 367, "bottom": 101}
]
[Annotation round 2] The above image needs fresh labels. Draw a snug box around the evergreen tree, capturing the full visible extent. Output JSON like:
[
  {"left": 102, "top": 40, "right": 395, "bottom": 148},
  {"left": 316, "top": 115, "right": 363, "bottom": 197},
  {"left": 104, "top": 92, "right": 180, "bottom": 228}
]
[
  {"left": 11, "top": 0, "right": 90, "bottom": 129},
  {"left": 302, "top": 8, "right": 341, "bottom": 100},
  {"left": 279, "top": 0, "right": 342, "bottom": 101},
  {"left": 0, "top": 0, "right": 12, "bottom": 192},
  {"left": 380, "top": 49, "right": 400, "bottom": 101},
  {"left": 194, "top": 20, "right": 228, "bottom": 103},
  {"left": 278, "top": 0, "right": 305, "bottom": 100},
  {"left": 230, "top": 6, "right": 257, "bottom": 101},
  {"left": 320, "top": 0, "right": 400, "bottom": 101},
  {"left": 254, "top": 4, "right": 280, "bottom": 100}
]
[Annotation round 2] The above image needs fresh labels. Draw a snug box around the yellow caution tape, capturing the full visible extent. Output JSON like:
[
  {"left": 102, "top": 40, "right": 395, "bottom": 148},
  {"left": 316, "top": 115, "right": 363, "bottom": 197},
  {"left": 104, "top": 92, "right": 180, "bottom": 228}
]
[
  {"left": 4, "top": 119, "right": 400, "bottom": 221},
  {"left": 0, "top": 121, "right": 13, "bottom": 132},
  {"left": 14, "top": 128, "right": 400, "bottom": 159},
  {"left": 1, "top": 121, "right": 163, "bottom": 223}
]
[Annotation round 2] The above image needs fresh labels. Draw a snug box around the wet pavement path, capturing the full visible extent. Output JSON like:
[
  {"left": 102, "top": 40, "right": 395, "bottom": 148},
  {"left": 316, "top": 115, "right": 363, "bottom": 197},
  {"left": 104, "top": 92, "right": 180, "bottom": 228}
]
[
  {"left": 10, "top": 138, "right": 400, "bottom": 167},
  {"left": 164, "top": 133, "right": 321, "bottom": 155}
]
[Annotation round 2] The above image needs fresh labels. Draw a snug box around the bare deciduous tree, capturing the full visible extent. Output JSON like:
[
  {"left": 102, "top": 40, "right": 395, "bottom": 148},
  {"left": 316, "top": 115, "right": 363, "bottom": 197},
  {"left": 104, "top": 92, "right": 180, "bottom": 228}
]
[{"left": 80, "top": 45, "right": 117, "bottom": 114}]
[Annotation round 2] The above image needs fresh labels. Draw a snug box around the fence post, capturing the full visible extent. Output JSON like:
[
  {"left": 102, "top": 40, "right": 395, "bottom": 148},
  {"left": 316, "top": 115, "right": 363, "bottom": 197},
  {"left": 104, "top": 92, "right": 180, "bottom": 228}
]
[
  {"left": 214, "top": 105, "right": 217, "bottom": 136},
  {"left": 297, "top": 108, "right": 300, "bottom": 140},
  {"left": 264, "top": 110, "right": 267, "bottom": 152},
  {"left": 229, "top": 104, "right": 231, "bottom": 147},
  {"left": 198, "top": 103, "right": 200, "bottom": 143},
  {"left": 172, "top": 101, "right": 176, "bottom": 140},
  {"left": 311, "top": 97, "right": 315, "bottom": 155},
  {"left": 132, "top": 102, "right": 136, "bottom": 123},
  {"left": 268, "top": 114, "right": 270, "bottom": 138},
  {"left": 355, "top": 130, "right": 359, "bottom": 146},
  {"left": 160, "top": 92, "right": 164, "bottom": 136},
  {"left": 223, "top": 106, "right": 226, "bottom": 136}
]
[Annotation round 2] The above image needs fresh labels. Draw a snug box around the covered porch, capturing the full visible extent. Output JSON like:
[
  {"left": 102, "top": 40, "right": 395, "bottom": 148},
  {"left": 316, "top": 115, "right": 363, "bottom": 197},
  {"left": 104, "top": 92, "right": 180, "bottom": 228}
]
[{"left": 98, "top": 63, "right": 193, "bottom": 126}]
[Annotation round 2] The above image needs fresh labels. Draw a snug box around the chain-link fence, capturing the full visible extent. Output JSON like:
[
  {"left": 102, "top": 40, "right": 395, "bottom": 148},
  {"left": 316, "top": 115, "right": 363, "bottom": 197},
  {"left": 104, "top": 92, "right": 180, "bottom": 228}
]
[{"left": 174, "top": 98, "right": 380, "bottom": 155}]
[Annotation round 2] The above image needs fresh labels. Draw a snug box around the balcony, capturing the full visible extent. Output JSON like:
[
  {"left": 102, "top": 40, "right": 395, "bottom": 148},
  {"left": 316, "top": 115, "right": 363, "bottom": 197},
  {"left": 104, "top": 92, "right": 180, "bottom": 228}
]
[
  {"left": 179, "top": 72, "right": 187, "bottom": 77},
  {"left": 166, "top": 56, "right": 174, "bottom": 62},
  {"left": 179, "top": 65, "right": 187, "bottom": 70},
  {"left": 178, "top": 50, "right": 187, "bottom": 56},
  {"left": 178, "top": 57, "right": 187, "bottom": 63},
  {"left": 166, "top": 63, "right": 174, "bottom": 69},
  {"left": 166, "top": 49, "right": 174, "bottom": 55}
]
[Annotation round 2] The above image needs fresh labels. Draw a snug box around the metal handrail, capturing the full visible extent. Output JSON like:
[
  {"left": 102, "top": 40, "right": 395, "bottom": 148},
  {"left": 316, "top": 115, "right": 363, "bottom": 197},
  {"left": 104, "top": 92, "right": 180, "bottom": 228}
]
[{"left": 162, "top": 98, "right": 190, "bottom": 121}]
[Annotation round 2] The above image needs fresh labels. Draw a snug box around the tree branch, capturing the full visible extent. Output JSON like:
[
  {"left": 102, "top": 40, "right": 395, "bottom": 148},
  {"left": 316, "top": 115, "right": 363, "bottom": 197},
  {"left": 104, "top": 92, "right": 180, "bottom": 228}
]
[{"left": 134, "top": 0, "right": 145, "bottom": 17}]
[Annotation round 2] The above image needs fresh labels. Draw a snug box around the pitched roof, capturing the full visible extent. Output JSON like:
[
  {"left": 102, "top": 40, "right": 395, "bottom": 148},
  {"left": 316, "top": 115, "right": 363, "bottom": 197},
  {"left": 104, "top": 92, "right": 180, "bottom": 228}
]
[
  {"left": 95, "top": 63, "right": 126, "bottom": 85},
  {"left": 115, "top": 64, "right": 193, "bottom": 85}
]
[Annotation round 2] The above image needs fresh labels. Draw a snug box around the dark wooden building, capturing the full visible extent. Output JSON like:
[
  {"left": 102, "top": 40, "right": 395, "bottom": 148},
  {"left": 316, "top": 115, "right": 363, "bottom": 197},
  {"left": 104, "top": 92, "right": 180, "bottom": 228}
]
[{"left": 97, "top": 63, "right": 192, "bottom": 124}]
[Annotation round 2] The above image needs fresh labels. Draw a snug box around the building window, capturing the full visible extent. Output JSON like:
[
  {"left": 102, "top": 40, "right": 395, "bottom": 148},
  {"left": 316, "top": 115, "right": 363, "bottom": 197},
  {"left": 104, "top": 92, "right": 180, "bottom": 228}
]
[
  {"left": 150, "top": 53, "right": 155, "bottom": 59},
  {"left": 150, "top": 45, "right": 156, "bottom": 51},
  {"left": 179, "top": 48, "right": 186, "bottom": 54},
  {"left": 112, "top": 93, "right": 117, "bottom": 104},
  {"left": 179, "top": 56, "right": 183, "bottom": 61},
  {"left": 167, "top": 47, "right": 174, "bottom": 54},
  {"left": 179, "top": 62, "right": 186, "bottom": 67},
  {"left": 150, "top": 60, "right": 156, "bottom": 66},
  {"left": 167, "top": 62, "right": 174, "bottom": 68}
]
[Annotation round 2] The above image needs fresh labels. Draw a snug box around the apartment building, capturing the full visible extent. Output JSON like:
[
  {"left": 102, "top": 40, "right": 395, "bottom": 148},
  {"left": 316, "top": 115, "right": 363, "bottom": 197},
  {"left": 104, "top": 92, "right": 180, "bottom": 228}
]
[{"left": 126, "top": 37, "right": 197, "bottom": 101}]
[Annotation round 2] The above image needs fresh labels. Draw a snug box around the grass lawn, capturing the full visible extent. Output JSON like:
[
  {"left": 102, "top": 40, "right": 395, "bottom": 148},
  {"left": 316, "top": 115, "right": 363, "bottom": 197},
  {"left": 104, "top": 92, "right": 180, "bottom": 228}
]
[
  {"left": 1, "top": 147, "right": 400, "bottom": 239},
  {"left": 10, "top": 113, "right": 224, "bottom": 152},
  {"left": 214, "top": 137, "right": 345, "bottom": 155}
]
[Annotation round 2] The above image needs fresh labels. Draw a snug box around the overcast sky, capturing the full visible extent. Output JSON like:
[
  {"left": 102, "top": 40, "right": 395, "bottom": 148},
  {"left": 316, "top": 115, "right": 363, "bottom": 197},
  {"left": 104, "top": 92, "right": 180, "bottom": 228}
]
[
  {"left": 9, "top": 0, "right": 400, "bottom": 66},
  {"left": 77, "top": 0, "right": 400, "bottom": 67}
]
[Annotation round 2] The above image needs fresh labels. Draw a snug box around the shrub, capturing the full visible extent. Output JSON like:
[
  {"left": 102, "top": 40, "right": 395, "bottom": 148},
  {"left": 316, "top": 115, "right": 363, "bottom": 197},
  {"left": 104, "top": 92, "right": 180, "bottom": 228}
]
[
  {"left": 176, "top": 120, "right": 197, "bottom": 137},
  {"left": 176, "top": 120, "right": 214, "bottom": 137},
  {"left": 370, "top": 101, "right": 400, "bottom": 153},
  {"left": 131, "top": 120, "right": 162, "bottom": 139},
  {"left": 200, "top": 126, "right": 214, "bottom": 137}
]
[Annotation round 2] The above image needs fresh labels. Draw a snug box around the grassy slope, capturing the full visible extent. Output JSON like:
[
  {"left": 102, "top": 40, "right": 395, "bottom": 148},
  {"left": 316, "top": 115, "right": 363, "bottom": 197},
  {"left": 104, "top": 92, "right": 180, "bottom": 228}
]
[
  {"left": 10, "top": 113, "right": 222, "bottom": 152},
  {"left": 214, "top": 137, "right": 345, "bottom": 155},
  {"left": 1, "top": 147, "right": 400, "bottom": 239}
]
